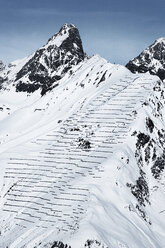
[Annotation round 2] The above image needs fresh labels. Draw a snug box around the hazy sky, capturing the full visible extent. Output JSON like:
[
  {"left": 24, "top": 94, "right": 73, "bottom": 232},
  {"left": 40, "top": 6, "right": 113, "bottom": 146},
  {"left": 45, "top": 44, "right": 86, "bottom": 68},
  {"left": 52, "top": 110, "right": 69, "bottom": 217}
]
[{"left": 0, "top": 0, "right": 164, "bottom": 65}]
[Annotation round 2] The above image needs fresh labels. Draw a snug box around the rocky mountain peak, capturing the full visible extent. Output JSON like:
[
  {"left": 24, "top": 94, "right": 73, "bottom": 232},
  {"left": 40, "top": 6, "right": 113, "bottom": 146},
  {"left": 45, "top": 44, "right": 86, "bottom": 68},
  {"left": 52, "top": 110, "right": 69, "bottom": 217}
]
[
  {"left": 58, "top": 23, "right": 76, "bottom": 34},
  {"left": 46, "top": 24, "right": 76, "bottom": 46},
  {"left": 14, "top": 24, "right": 85, "bottom": 95},
  {"left": 126, "top": 38, "right": 165, "bottom": 80},
  {"left": 155, "top": 37, "right": 165, "bottom": 44},
  {"left": 45, "top": 23, "right": 84, "bottom": 60},
  {"left": 150, "top": 37, "right": 165, "bottom": 60}
]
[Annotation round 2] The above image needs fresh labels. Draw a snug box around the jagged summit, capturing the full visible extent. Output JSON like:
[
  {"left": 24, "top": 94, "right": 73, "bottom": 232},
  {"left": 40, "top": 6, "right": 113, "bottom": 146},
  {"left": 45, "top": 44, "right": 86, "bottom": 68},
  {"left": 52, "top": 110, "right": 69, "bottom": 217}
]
[
  {"left": 45, "top": 24, "right": 83, "bottom": 52},
  {"left": 155, "top": 37, "right": 165, "bottom": 44},
  {"left": 14, "top": 24, "right": 85, "bottom": 95},
  {"left": 48, "top": 23, "right": 77, "bottom": 39},
  {"left": 126, "top": 37, "right": 165, "bottom": 80}
]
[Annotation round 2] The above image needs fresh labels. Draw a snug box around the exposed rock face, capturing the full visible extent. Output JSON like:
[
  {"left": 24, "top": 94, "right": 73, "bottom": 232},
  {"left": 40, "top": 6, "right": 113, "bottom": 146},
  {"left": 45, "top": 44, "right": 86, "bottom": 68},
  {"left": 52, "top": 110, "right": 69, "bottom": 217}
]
[
  {"left": 0, "top": 60, "right": 5, "bottom": 88},
  {"left": 126, "top": 38, "right": 165, "bottom": 80},
  {"left": 15, "top": 24, "right": 86, "bottom": 95},
  {"left": 0, "top": 77, "right": 3, "bottom": 89},
  {"left": 0, "top": 60, "right": 5, "bottom": 71}
]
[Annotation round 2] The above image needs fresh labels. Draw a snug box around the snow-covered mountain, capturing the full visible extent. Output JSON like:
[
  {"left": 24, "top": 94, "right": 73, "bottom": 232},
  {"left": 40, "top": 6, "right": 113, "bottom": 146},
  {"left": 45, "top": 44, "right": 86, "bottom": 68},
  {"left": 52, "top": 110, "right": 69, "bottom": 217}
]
[
  {"left": 1, "top": 24, "right": 85, "bottom": 95},
  {"left": 0, "top": 24, "right": 165, "bottom": 248},
  {"left": 126, "top": 38, "right": 165, "bottom": 80}
]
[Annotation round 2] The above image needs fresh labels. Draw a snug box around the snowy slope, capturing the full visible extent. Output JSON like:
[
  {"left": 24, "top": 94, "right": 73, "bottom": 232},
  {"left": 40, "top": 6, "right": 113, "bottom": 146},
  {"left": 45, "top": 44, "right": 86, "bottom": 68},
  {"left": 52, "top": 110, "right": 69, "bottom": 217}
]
[
  {"left": 126, "top": 38, "right": 165, "bottom": 81},
  {"left": 0, "top": 24, "right": 165, "bottom": 248}
]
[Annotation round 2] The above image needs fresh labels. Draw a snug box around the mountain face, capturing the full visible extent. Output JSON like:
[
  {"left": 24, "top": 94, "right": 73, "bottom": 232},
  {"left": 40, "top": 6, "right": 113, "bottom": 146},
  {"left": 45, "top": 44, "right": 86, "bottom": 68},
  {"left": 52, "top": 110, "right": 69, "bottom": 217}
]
[
  {"left": 16, "top": 24, "right": 85, "bottom": 95},
  {"left": 2, "top": 24, "right": 85, "bottom": 95},
  {"left": 0, "top": 60, "right": 5, "bottom": 71},
  {"left": 0, "top": 25, "right": 165, "bottom": 248},
  {"left": 126, "top": 38, "right": 165, "bottom": 80},
  {"left": 0, "top": 60, "right": 5, "bottom": 87}
]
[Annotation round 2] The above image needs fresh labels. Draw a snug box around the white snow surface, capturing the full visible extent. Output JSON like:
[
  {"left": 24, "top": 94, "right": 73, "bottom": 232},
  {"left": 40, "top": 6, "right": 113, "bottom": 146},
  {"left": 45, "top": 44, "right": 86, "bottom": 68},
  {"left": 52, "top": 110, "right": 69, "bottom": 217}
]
[
  {"left": 0, "top": 53, "right": 165, "bottom": 248},
  {"left": 155, "top": 37, "right": 165, "bottom": 44}
]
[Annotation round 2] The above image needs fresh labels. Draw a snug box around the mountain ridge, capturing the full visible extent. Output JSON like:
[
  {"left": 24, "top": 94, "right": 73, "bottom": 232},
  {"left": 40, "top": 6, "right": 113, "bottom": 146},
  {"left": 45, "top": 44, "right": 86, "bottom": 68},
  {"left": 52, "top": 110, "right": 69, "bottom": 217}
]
[{"left": 126, "top": 37, "right": 165, "bottom": 80}]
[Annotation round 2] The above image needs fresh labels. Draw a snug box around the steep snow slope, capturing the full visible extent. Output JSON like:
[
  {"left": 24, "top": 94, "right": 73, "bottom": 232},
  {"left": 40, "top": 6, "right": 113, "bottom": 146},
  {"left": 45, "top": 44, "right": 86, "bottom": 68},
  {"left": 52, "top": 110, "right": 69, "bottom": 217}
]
[
  {"left": 0, "top": 25, "right": 165, "bottom": 248},
  {"left": 126, "top": 38, "right": 165, "bottom": 81},
  {"left": 0, "top": 55, "right": 118, "bottom": 148},
  {"left": 0, "top": 60, "right": 164, "bottom": 247}
]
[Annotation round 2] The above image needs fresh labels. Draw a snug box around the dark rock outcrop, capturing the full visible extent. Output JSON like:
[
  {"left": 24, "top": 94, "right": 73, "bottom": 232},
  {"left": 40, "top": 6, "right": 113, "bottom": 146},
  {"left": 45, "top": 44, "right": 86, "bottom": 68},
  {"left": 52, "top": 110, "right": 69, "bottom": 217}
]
[
  {"left": 0, "top": 60, "right": 5, "bottom": 71},
  {"left": 0, "top": 60, "right": 5, "bottom": 89},
  {"left": 151, "top": 153, "right": 165, "bottom": 179},
  {"left": 50, "top": 241, "right": 71, "bottom": 248},
  {"left": 126, "top": 38, "right": 165, "bottom": 80}
]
